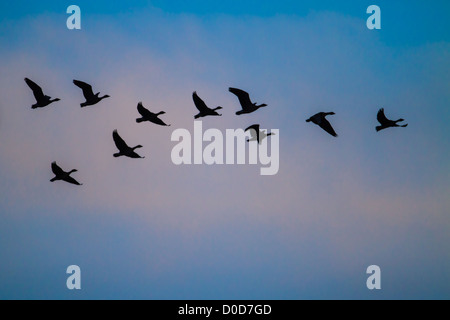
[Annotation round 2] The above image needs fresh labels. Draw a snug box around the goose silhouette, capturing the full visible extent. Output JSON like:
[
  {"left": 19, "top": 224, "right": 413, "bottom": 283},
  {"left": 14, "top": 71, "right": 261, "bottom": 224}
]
[
  {"left": 229, "top": 88, "right": 267, "bottom": 115},
  {"left": 245, "top": 124, "right": 274, "bottom": 144},
  {"left": 193, "top": 92, "right": 222, "bottom": 119},
  {"left": 25, "top": 78, "right": 60, "bottom": 109},
  {"left": 306, "top": 112, "right": 338, "bottom": 137},
  {"left": 376, "top": 108, "right": 408, "bottom": 132},
  {"left": 113, "top": 130, "right": 144, "bottom": 159},
  {"left": 136, "top": 102, "right": 171, "bottom": 126},
  {"left": 73, "top": 80, "right": 110, "bottom": 107},
  {"left": 50, "top": 162, "right": 82, "bottom": 186}
]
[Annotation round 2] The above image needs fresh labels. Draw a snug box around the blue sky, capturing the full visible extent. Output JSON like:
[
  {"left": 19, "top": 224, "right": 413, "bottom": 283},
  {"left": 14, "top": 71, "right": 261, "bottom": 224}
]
[
  {"left": 1, "top": 0, "right": 450, "bottom": 46},
  {"left": 0, "top": 1, "right": 449, "bottom": 299}
]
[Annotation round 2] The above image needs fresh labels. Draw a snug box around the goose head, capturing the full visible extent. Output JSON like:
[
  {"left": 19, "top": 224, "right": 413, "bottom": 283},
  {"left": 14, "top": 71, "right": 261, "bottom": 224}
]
[{"left": 96, "top": 93, "right": 110, "bottom": 99}]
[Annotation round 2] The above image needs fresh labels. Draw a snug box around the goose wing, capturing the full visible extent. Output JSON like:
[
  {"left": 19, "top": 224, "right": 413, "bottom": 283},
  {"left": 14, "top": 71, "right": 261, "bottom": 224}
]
[
  {"left": 152, "top": 117, "right": 169, "bottom": 126},
  {"left": 319, "top": 118, "right": 338, "bottom": 137},
  {"left": 245, "top": 124, "right": 260, "bottom": 142},
  {"left": 229, "top": 88, "right": 253, "bottom": 109},
  {"left": 113, "top": 130, "right": 130, "bottom": 151},
  {"left": 73, "top": 80, "right": 95, "bottom": 100},
  {"left": 193, "top": 92, "right": 211, "bottom": 113},
  {"left": 25, "top": 78, "right": 45, "bottom": 101},
  {"left": 377, "top": 108, "right": 390, "bottom": 125},
  {"left": 51, "top": 162, "right": 65, "bottom": 176},
  {"left": 63, "top": 176, "right": 82, "bottom": 186},
  {"left": 137, "top": 102, "right": 153, "bottom": 118}
]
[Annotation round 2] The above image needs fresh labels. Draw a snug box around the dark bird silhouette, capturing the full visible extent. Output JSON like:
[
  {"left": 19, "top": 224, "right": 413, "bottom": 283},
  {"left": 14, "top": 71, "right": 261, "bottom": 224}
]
[
  {"left": 73, "top": 80, "right": 110, "bottom": 107},
  {"left": 136, "top": 102, "right": 171, "bottom": 126},
  {"left": 306, "top": 112, "right": 338, "bottom": 137},
  {"left": 50, "top": 162, "right": 82, "bottom": 185},
  {"left": 193, "top": 92, "right": 222, "bottom": 119},
  {"left": 24, "top": 78, "right": 60, "bottom": 109},
  {"left": 376, "top": 108, "right": 408, "bottom": 132},
  {"left": 113, "top": 130, "right": 144, "bottom": 159},
  {"left": 245, "top": 124, "right": 274, "bottom": 144},
  {"left": 229, "top": 88, "right": 267, "bottom": 115}
]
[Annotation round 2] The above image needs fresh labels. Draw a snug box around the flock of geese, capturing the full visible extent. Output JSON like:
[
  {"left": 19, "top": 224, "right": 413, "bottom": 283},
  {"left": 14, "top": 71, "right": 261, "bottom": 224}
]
[{"left": 25, "top": 77, "right": 408, "bottom": 186}]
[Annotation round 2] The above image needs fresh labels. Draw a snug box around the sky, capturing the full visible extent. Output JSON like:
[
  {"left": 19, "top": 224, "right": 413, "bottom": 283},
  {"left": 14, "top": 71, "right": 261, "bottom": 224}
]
[{"left": 0, "top": 1, "right": 449, "bottom": 300}]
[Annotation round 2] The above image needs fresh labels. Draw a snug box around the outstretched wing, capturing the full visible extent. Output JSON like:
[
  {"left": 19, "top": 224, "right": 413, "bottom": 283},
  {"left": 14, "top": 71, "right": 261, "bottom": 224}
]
[
  {"left": 64, "top": 176, "right": 82, "bottom": 186},
  {"left": 51, "top": 161, "right": 65, "bottom": 176},
  {"left": 245, "top": 124, "right": 260, "bottom": 142},
  {"left": 193, "top": 92, "right": 211, "bottom": 113},
  {"left": 377, "top": 108, "right": 389, "bottom": 125},
  {"left": 229, "top": 88, "right": 253, "bottom": 109},
  {"left": 113, "top": 130, "right": 129, "bottom": 151},
  {"left": 137, "top": 102, "right": 153, "bottom": 118},
  {"left": 73, "top": 80, "right": 95, "bottom": 100},
  {"left": 25, "top": 78, "right": 45, "bottom": 101},
  {"left": 319, "top": 118, "right": 338, "bottom": 137}
]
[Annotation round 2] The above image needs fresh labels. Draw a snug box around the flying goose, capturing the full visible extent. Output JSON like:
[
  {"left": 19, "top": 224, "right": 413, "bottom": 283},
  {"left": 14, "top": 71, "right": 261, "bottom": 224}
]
[
  {"left": 24, "top": 78, "right": 60, "bottom": 109},
  {"left": 113, "top": 130, "right": 144, "bottom": 159},
  {"left": 229, "top": 87, "right": 267, "bottom": 115},
  {"left": 376, "top": 108, "right": 408, "bottom": 132},
  {"left": 50, "top": 162, "right": 82, "bottom": 186},
  {"left": 306, "top": 112, "right": 338, "bottom": 137},
  {"left": 73, "top": 80, "right": 110, "bottom": 107},
  {"left": 136, "top": 102, "right": 171, "bottom": 126},
  {"left": 245, "top": 124, "right": 274, "bottom": 144},
  {"left": 193, "top": 92, "right": 222, "bottom": 119}
]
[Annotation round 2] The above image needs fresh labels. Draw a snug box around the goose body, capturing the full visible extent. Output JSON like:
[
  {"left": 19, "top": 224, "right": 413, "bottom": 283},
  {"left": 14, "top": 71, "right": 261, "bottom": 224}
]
[
  {"left": 113, "top": 130, "right": 144, "bottom": 159},
  {"left": 136, "top": 102, "right": 171, "bottom": 126},
  {"left": 376, "top": 108, "right": 408, "bottom": 132},
  {"left": 73, "top": 80, "right": 110, "bottom": 107},
  {"left": 229, "top": 87, "right": 267, "bottom": 115},
  {"left": 306, "top": 112, "right": 338, "bottom": 137},
  {"left": 50, "top": 162, "right": 82, "bottom": 185},
  {"left": 193, "top": 92, "right": 222, "bottom": 119},
  {"left": 25, "top": 78, "right": 60, "bottom": 109},
  {"left": 245, "top": 124, "right": 274, "bottom": 144}
]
